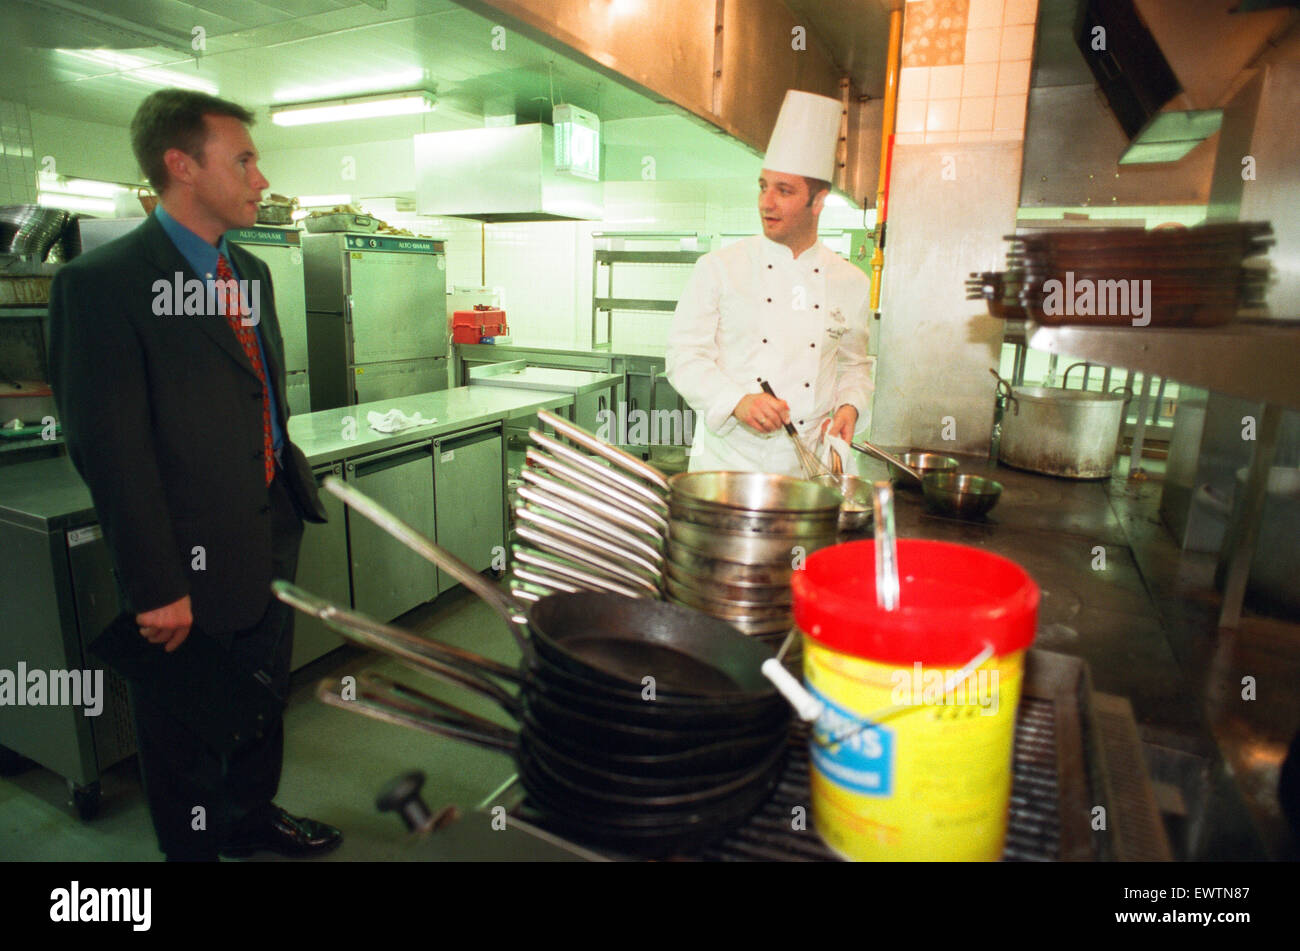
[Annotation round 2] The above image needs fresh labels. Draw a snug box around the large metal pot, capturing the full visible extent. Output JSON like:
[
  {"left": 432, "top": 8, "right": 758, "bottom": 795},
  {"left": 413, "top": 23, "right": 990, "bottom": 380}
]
[
  {"left": 998, "top": 375, "right": 1129, "bottom": 480},
  {"left": 669, "top": 497, "right": 839, "bottom": 536},
  {"left": 668, "top": 471, "right": 842, "bottom": 514},
  {"left": 668, "top": 519, "right": 836, "bottom": 563}
]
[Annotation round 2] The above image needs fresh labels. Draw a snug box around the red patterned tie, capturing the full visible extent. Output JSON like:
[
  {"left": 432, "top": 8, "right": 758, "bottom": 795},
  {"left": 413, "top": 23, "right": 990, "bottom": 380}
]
[{"left": 216, "top": 253, "right": 274, "bottom": 487}]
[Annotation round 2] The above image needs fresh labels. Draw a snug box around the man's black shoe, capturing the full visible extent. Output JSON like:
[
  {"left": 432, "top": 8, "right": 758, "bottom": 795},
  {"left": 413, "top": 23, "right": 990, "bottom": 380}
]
[{"left": 221, "top": 805, "right": 342, "bottom": 858}]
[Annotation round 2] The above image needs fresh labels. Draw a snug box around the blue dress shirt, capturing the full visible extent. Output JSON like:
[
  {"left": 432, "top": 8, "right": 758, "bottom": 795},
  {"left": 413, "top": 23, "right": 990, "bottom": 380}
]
[{"left": 154, "top": 205, "right": 284, "bottom": 452}]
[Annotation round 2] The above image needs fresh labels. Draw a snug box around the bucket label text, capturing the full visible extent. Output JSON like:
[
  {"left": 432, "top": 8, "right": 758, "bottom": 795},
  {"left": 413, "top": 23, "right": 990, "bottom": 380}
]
[{"left": 809, "top": 684, "right": 894, "bottom": 797}]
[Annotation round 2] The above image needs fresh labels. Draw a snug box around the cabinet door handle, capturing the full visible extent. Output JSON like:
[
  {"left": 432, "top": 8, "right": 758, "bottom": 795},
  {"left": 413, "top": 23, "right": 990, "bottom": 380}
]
[{"left": 348, "top": 442, "right": 433, "bottom": 478}]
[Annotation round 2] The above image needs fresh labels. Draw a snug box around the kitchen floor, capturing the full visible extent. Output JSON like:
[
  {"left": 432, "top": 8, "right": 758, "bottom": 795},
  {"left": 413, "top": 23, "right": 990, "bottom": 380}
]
[{"left": 2, "top": 454, "right": 1296, "bottom": 861}]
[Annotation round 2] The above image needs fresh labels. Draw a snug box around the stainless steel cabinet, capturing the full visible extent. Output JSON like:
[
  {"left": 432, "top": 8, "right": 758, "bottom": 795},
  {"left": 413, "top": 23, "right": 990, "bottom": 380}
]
[
  {"left": 345, "top": 442, "right": 438, "bottom": 622},
  {"left": 434, "top": 426, "right": 504, "bottom": 594},
  {"left": 353, "top": 359, "right": 446, "bottom": 405},
  {"left": 0, "top": 508, "right": 133, "bottom": 817},
  {"left": 290, "top": 462, "right": 349, "bottom": 669},
  {"left": 573, "top": 387, "right": 614, "bottom": 435},
  {"left": 302, "top": 233, "right": 449, "bottom": 411},
  {"left": 65, "top": 526, "right": 136, "bottom": 786}
]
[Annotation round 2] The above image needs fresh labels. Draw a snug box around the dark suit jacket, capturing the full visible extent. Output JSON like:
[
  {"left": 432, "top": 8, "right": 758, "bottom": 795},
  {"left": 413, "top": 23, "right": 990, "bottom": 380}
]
[{"left": 49, "top": 213, "right": 327, "bottom": 634}]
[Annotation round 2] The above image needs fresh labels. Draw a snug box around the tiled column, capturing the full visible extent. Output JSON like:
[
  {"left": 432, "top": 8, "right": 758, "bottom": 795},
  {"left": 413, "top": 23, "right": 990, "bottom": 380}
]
[
  {"left": 869, "top": 0, "right": 1038, "bottom": 453},
  {"left": 894, "top": 0, "right": 1036, "bottom": 146}
]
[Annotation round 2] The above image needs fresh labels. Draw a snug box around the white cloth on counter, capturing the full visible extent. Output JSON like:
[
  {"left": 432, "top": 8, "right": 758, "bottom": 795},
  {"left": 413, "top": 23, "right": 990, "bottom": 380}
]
[
  {"left": 665, "top": 234, "right": 874, "bottom": 477},
  {"left": 366, "top": 409, "right": 437, "bottom": 434},
  {"left": 817, "top": 432, "right": 861, "bottom": 478}
]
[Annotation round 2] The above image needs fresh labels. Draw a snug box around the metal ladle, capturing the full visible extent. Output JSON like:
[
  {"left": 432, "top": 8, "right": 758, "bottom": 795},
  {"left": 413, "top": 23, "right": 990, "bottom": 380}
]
[
  {"left": 872, "top": 481, "right": 900, "bottom": 611},
  {"left": 760, "top": 480, "right": 904, "bottom": 720}
]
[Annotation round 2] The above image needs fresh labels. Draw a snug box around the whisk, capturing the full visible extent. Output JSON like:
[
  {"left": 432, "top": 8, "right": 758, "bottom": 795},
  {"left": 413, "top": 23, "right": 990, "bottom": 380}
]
[{"left": 758, "top": 379, "right": 831, "bottom": 480}]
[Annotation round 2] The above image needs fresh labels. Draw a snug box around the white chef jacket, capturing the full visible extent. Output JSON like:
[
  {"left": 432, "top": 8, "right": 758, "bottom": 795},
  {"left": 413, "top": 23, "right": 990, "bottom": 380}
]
[{"left": 666, "top": 235, "right": 874, "bottom": 476}]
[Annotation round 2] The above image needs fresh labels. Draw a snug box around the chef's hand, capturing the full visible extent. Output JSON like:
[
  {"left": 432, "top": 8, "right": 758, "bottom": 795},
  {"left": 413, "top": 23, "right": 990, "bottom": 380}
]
[
  {"left": 821, "top": 404, "right": 859, "bottom": 444},
  {"left": 137, "top": 595, "right": 193, "bottom": 653},
  {"left": 734, "top": 392, "right": 791, "bottom": 433}
]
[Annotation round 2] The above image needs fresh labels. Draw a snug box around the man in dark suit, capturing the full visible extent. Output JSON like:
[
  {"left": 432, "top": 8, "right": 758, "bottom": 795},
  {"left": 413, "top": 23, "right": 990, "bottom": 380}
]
[{"left": 48, "top": 89, "right": 341, "bottom": 861}]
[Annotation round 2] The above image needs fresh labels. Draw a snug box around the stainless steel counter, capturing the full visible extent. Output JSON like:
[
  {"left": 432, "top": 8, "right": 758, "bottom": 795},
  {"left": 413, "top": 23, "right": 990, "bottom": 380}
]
[
  {"left": 466, "top": 362, "right": 622, "bottom": 395},
  {"left": 0, "top": 386, "right": 574, "bottom": 529},
  {"left": 461, "top": 340, "right": 668, "bottom": 360},
  {"left": 1025, "top": 319, "right": 1300, "bottom": 628},
  {"left": 285, "top": 386, "right": 573, "bottom": 467},
  {"left": 0, "top": 455, "right": 98, "bottom": 531}
]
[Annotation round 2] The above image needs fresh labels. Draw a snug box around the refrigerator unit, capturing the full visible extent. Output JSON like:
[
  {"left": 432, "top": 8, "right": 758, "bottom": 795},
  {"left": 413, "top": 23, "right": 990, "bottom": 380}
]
[
  {"left": 226, "top": 226, "right": 310, "bottom": 415},
  {"left": 301, "top": 233, "right": 449, "bottom": 410}
]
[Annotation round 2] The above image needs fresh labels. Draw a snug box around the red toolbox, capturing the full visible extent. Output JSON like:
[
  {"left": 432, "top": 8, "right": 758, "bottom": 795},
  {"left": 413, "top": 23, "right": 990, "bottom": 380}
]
[{"left": 452, "top": 307, "right": 508, "bottom": 343}]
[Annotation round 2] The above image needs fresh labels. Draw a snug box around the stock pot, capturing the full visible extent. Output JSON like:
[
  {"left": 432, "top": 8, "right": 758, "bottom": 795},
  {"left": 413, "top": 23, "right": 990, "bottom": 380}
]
[{"left": 998, "top": 364, "right": 1130, "bottom": 479}]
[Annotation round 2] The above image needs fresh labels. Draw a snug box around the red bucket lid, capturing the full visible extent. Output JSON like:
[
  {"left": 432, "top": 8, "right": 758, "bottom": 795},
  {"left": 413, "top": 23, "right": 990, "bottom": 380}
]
[{"left": 791, "top": 539, "right": 1039, "bottom": 666}]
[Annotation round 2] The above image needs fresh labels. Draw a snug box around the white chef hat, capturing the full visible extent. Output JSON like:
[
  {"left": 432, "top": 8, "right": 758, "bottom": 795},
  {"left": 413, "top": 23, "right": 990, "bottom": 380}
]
[{"left": 763, "top": 90, "right": 842, "bottom": 182}]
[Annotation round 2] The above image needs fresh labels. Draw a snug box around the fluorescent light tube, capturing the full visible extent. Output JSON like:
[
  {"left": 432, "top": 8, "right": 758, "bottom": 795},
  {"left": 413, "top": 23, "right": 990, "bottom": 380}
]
[
  {"left": 273, "top": 69, "right": 426, "bottom": 104},
  {"left": 37, "top": 193, "right": 117, "bottom": 215},
  {"left": 271, "top": 91, "right": 435, "bottom": 127}
]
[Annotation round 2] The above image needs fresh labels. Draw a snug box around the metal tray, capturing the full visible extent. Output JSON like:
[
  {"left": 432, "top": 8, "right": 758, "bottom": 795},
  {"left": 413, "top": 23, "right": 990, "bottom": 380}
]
[{"left": 304, "top": 213, "right": 379, "bottom": 234}]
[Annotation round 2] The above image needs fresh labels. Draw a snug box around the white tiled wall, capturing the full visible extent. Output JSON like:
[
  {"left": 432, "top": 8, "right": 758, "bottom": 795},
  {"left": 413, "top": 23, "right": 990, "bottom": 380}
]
[
  {"left": 897, "top": 0, "right": 1037, "bottom": 146},
  {"left": 381, "top": 180, "right": 778, "bottom": 353}
]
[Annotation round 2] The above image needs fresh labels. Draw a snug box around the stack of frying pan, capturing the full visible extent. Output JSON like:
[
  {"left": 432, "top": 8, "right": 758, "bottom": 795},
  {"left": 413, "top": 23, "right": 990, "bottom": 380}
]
[
  {"left": 507, "top": 409, "right": 670, "bottom": 602},
  {"left": 664, "top": 472, "right": 843, "bottom": 638},
  {"left": 280, "top": 476, "right": 794, "bottom": 857},
  {"left": 969, "top": 222, "right": 1273, "bottom": 328}
]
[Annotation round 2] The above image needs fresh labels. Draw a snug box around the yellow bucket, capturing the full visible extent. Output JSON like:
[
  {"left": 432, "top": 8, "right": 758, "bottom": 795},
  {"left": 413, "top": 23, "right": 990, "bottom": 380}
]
[{"left": 792, "top": 540, "right": 1039, "bottom": 861}]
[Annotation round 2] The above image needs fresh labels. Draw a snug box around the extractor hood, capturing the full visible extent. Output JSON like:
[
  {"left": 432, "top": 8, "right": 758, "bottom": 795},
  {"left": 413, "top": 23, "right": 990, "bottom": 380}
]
[
  {"left": 414, "top": 124, "right": 603, "bottom": 222},
  {"left": 1075, "top": 0, "right": 1296, "bottom": 164}
]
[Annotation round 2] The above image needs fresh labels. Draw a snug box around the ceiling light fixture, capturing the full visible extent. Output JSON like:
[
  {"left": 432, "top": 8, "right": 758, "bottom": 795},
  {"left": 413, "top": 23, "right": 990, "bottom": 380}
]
[
  {"left": 38, "top": 172, "right": 131, "bottom": 198},
  {"left": 56, "top": 49, "right": 218, "bottom": 95},
  {"left": 270, "top": 90, "right": 436, "bottom": 127},
  {"left": 273, "top": 69, "right": 427, "bottom": 105},
  {"left": 37, "top": 192, "right": 117, "bottom": 215}
]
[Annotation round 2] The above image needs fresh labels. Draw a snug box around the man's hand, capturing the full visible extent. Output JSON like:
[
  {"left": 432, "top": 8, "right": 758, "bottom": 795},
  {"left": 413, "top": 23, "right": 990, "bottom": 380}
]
[
  {"left": 137, "top": 595, "right": 193, "bottom": 653},
  {"left": 734, "top": 392, "right": 791, "bottom": 434},
  {"left": 821, "top": 404, "right": 859, "bottom": 444}
]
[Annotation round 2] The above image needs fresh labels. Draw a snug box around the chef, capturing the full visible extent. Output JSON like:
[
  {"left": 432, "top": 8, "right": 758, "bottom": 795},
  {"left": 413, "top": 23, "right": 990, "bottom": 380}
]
[{"left": 666, "top": 89, "right": 873, "bottom": 476}]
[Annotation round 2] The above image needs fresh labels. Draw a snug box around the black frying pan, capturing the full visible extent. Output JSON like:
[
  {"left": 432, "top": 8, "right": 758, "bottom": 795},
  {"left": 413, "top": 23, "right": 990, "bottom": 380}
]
[
  {"left": 341, "top": 672, "right": 783, "bottom": 798},
  {"left": 528, "top": 642, "right": 785, "bottom": 716},
  {"left": 275, "top": 581, "right": 789, "bottom": 746},
  {"left": 525, "top": 594, "right": 779, "bottom": 698},
  {"left": 320, "top": 677, "right": 784, "bottom": 856},
  {"left": 320, "top": 475, "right": 784, "bottom": 702}
]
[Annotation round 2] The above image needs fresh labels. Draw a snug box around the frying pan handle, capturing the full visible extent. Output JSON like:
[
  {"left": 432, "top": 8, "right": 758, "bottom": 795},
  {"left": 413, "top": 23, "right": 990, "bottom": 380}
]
[
  {"left": 989, "top": 367, "right": 1019, "bottom": 416},
  {"left": 390, "top": 654, "right": 522, "bottom": 719},
  {"left": 272, "top": 579, "right": 523, "bottom": 717},
  {"left": 761, "top": 658, "right": 824, "bottom": 722},
  {"left": 272, "top": 578, "right": 522, "bottom": 684},
  {"left": 317, "top": 679, "right": 518, "bottom": 755},
  {"left": 528, "top": 432, "right": 668, "bottom": 514},
  {"left": 321, "top": 476, "right": 535, "bottom": 661},
  {"left": 757, "top": 379, "right": 800, "bottom": 437},
  {"left": 536, "top": 407, "right": 670, "bottom": 492},
  {"left": 849, "top": 439, "right": 923, "bottom": 483},
  {"left": 523, "top": 447, "right": 668, "bottom": 529},
  {"left": 358, "top": 671, "right": 516, "bottom": 741}
]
